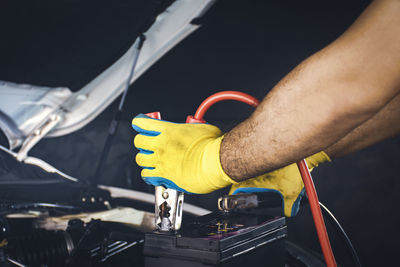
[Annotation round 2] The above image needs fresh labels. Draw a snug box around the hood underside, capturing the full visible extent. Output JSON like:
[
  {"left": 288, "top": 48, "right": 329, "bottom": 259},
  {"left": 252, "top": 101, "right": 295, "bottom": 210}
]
[{"left": 0, "top": 0, "right": 214, "bottom": 153}]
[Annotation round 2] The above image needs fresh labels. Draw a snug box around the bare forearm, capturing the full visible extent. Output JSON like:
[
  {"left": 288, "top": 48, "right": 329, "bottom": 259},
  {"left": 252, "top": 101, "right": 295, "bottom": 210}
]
[
  {"left": 221, "top": 0, "right": 400, "bottom": 181},
  {"left": 325, "top": 93, "right": 400, "bottom": 158}
]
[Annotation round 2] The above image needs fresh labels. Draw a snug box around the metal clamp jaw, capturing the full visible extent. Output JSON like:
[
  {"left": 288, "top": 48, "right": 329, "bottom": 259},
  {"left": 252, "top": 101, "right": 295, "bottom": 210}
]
[
  {"left": 155, "top": 186, "right": 184, "bottom": 231},
  {"left": 218, "top": 193, "right": 258, "bottom": 212},
  {"left": 144, "top": 112, "right": 185, "bottom": 232}
]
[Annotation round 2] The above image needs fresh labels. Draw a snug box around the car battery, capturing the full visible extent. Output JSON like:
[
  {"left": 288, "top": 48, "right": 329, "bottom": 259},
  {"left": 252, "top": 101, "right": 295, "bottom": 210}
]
[{"left": 144, "top": 211, "right": 287, "bottom": 267}]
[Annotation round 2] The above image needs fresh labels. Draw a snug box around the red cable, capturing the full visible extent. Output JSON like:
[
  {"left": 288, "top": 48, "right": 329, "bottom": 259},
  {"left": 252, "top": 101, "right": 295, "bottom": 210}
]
[
  {"left": 297, "top": 160, "right": 337, "bottom": 266},
  {"left": 193, "top": 91, "right": 337, "bottom": 267},
  {"left": 194, "top": 91, "right": 259, "bottom": 119}
]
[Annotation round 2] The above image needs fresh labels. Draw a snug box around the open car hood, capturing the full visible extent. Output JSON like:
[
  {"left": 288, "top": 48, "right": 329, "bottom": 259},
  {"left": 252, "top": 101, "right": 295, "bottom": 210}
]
[{"left": 0, "top": 0, "right": 214, "bottom": 158}]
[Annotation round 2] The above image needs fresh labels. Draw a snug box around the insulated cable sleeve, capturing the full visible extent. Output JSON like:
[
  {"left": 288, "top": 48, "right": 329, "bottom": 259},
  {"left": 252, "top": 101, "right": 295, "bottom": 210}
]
[
  {"left": 297, "top": 160, "right": 337, "bottom": 267},
  {"left": 91, "top": 35, "right": 145, "bottom": 184},
  {"left": 193, "top": 90, "right": 337, "bottom": 267},
  {"left": 194, "top": 91, "right": 259, "bottom": 119}
]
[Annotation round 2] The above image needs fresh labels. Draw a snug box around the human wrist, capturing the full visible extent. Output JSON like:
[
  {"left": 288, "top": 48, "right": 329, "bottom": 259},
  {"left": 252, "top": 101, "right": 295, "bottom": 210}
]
[
  {"left": 219, "top": 131, "right": 253, "bottom": 182},
  {"left": 202, "top": 136, "right": 238, "bottom": 190}
]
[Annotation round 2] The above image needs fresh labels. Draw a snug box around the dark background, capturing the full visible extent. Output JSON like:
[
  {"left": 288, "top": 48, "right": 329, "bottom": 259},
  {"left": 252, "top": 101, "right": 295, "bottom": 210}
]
[{"left": 1, "top": 0, "right": 399, "bottom": 266}]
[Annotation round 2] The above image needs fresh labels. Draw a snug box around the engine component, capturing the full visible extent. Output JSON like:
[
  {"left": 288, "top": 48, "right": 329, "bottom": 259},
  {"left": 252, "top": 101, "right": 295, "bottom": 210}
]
[
  {"left": 0, "top": 216, "right": 146, "bottom": 266},
  {"left": 5, "top": 229, "right": 73, "bottom": 266},
  {"left": 0, "top": 182, "right": 115, "bottom": 216},
  {"left": 66, "top": 219, "right": 145, "bottom": 266},
  {"left": 35, "top": 207, "right": 154, "bottom": 232}
]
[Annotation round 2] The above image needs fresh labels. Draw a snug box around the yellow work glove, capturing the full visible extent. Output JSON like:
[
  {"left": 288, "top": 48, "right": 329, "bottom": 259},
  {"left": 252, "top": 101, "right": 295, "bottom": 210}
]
[
  {"left": 229, "top": 151, "right": 330, "bottom": 217},
  {"left": 131, "top": 114, "right": 237, "bottom": 194}
]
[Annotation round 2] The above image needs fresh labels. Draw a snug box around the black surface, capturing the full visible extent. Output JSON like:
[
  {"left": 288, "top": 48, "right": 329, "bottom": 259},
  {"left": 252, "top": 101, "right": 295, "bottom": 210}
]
[
  {"left": 145, "top": 241, "right": 286, "bottom": 267},
  {"left": 2, "top": 217, "right": 146, "bottom": 266},
  {"left": 0, "top": 0, "right": 173, "bottom": 90},
  {"left": 1, "top": 0, "right": 399, "bottom": 266}
]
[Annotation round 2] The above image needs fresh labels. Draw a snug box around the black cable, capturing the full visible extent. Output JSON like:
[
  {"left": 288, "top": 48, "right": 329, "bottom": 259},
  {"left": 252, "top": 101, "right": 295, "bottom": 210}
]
[
  {"left": 319, "top": 201, "right": 362, "bottom": 267},
  {"left": 91, "top": 34, "right": 145, "bottom": 184}
]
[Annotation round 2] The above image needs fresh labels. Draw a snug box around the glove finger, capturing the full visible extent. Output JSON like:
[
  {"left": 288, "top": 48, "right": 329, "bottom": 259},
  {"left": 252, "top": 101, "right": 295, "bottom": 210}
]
[
  {"left": 132, "top": 114, "right": 177, "bottom": 135},
  {"left": 134, "top": 134, "right": 158, "bottom": 152},
  {"left": 141, "top": 173, "right": 161, "bottom": 186},
  {"left": 141, "top": 167, "right": 157, "bottom": 178},
  {"left": 136, "top": 152, "right": 157, "bottom": 169},
  {"left": 228, "top": 175, "right": 277, "bottom": 195},
  {"left": 228, "top": 184, "right": 237, "bottom": 195},
  {"left": 230, "top": 186, "right": 283, "bottom": 200},
  {"left": 305, "top": 151, "right": 331, "bottom": 169},
  {"left": 228, "top": 186, "right": 280, "bottom": 195},
  {"left": 141, "top": 174, "right": 192, "bottom": 194},
  {"left": 283, "top": 188, "right": 305, "bottom": 217}
]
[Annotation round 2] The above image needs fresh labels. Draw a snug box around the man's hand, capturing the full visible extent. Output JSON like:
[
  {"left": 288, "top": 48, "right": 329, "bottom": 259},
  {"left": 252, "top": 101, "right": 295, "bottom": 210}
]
[
  {"left": 229, "top": 151, "right": 330, "bottom": 217},
  {"left": 131, "top": 114, "right": 237, "bottom": 194}
]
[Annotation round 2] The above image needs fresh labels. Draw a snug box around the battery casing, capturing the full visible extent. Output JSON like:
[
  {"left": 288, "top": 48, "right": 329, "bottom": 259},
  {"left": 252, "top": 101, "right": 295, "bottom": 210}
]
[{"left": 144, "top": 212, "right": 287, "bottom": 266}]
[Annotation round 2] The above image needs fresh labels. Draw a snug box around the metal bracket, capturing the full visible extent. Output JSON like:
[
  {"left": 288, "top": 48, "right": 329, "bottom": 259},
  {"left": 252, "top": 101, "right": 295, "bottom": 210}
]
[
  {"left": 218, "top": 193, "right": 258, "bottom": 212},
  {"left": 16, "top": 112, "right": 62, "bottom": 161}
]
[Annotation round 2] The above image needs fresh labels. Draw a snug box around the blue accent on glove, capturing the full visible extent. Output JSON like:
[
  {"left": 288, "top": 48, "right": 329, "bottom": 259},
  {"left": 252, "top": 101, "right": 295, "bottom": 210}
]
[
  {"left": 290, "top": 188, "right": 305, "bottom": 216},
  {"left": 138, "top": 148, "right": 154, "bottom": 155},
  {"left": 142, "top": 166, "right": 155, "bottom": 170},
  {"left": 131, "top": 114, "right": 161, "bottom": 137},
  {"left": 143, "top": 177, "right": 192, "bottom": 194},
  {"left": 137, "top": 149, "right": 154, "bottom": 169},
  {"left": 132, "top": 114, "right": 159, "bottom": 170}
]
